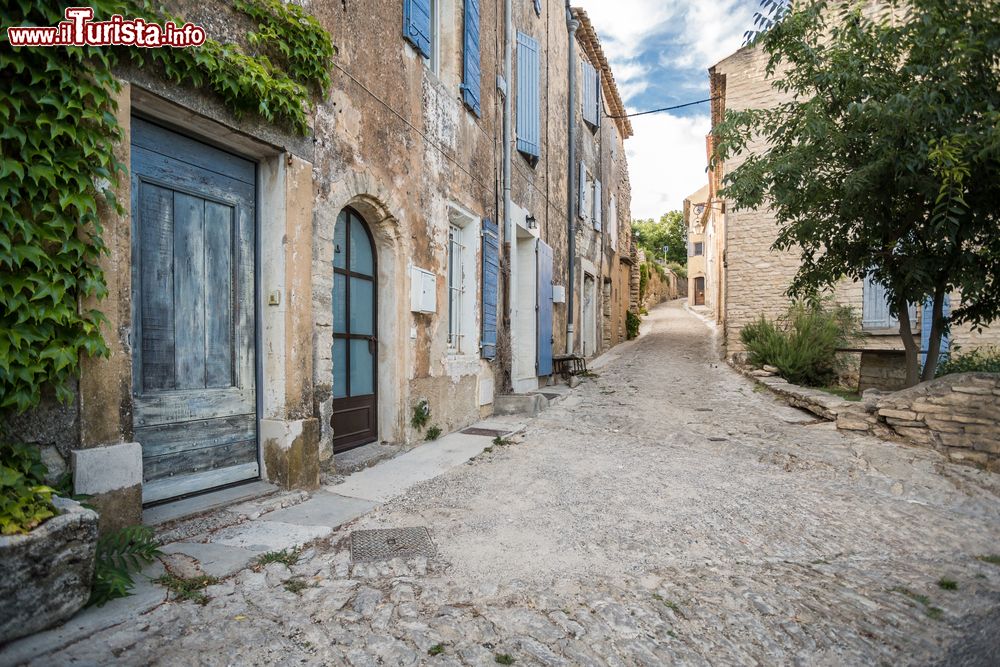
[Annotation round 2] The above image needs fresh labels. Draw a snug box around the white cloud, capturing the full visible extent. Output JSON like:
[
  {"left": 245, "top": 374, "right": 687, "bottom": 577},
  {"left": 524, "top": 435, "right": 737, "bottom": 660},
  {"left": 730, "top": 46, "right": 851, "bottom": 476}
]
[
  {"left": 625, "top": 113, "right": 711, "bottom": 219},
  {"left": 569, "top": 1, "right": 753, "bottom": 220},
  {"left": 573, "top": 0, "right": 679, "bottom": 62}
]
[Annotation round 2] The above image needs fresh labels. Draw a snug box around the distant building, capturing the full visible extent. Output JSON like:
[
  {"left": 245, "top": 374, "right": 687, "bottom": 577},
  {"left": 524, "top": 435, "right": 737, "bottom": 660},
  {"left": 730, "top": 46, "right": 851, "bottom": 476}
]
[{"left": 705, "top": 38, "right": 1000, "bottom": 390}]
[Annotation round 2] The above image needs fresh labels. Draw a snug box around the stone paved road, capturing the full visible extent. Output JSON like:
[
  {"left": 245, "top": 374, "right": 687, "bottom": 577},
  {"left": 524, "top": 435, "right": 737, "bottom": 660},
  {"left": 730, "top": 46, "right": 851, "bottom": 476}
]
[{"left": 33, "top": 301, "right": 1000, "bottom": 666}]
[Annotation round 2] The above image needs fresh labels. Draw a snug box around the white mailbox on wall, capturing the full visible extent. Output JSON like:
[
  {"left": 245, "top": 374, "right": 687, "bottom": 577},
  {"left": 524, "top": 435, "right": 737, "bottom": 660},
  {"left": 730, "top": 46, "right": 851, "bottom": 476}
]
[{"left": 410, "top": 266, "right": 437, "bottom": 313}]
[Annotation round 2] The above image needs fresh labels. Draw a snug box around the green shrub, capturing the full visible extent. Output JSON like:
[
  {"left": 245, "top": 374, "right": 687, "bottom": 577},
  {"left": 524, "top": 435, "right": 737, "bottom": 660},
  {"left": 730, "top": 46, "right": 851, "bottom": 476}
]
[
  {"left": 935, "top": 346, "right": 1000, "bottom": 377},
  {"left": 626, "top": 311, "right": 641, "bottom": 340},
  {"left": 667, "top": 262, "right": 688, "bottom": 280},
  {"left": 426, "top": 425, "right": 442, "bottom": 441},
  {"left": 741, "top": 302, "right": 858, "bottom": 387},
  {"left": 650, "top": 261, "right": 667, "bottom": 281},
  {"left": 0, "top": 442, "right": 56, "bottom": 535},
  {"left": 639, "top": 263, "right": 650, "bottom": 301}
]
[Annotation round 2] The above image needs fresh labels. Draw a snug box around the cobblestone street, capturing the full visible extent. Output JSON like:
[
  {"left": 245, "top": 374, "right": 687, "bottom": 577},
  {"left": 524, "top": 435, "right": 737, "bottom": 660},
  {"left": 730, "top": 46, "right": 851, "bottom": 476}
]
[{"left": 33, "top": 302, "right": 1000, "bottom": 666}]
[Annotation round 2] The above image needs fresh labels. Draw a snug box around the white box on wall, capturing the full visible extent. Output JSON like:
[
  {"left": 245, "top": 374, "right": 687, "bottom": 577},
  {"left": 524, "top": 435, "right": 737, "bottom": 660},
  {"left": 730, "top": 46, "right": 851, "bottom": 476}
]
[
  {"left": 410, "top": 266, "right": 437, "bottom": 313},
  {"left": 552, "top": 285, "right": 566, "bottom": 304}
]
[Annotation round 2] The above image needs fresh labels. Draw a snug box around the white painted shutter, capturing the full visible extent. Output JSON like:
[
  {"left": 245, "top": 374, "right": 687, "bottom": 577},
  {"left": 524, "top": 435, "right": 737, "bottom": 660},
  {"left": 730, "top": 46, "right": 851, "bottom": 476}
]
[{"left": 593, "top": 180, "right": 602, "bottom": 231}]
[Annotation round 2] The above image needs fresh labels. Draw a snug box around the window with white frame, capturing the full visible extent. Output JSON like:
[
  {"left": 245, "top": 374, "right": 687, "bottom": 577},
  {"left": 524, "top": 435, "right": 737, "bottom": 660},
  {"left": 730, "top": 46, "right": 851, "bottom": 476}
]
[
  {"left": 446, "top": 207, "right": 480, "bottom": 355},
  {"left": 447, "top": 223, "right": 464, "bottom": 351}
]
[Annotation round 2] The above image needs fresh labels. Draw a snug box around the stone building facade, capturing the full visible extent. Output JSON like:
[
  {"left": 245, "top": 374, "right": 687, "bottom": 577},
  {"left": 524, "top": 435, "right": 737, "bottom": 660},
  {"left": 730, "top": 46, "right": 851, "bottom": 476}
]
[
  {"left": 703, "top": 38, "right": 999, "bottom": 387},
  {"left": 3, "top": 1, "right": 633, "bottom": 529}
]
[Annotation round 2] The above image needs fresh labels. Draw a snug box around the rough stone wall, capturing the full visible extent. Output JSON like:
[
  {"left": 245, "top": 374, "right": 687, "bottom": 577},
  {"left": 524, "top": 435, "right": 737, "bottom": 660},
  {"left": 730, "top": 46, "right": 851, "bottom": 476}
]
[
  {"left": 305, "top": 0, "right": 502, "bottom": 445},
  {"left": 712, "top": 45, "right": 800, "bottom": 354},
  {"left": 853, "top": 373, "right": 1000, "bottom": 472}
]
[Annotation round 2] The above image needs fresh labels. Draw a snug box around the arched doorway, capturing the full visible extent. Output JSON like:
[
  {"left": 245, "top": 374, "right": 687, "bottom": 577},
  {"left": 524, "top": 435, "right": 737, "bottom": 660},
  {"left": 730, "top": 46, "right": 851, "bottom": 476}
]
[{"left": 332, "top": 207, "right": 378, "bottom": 452}]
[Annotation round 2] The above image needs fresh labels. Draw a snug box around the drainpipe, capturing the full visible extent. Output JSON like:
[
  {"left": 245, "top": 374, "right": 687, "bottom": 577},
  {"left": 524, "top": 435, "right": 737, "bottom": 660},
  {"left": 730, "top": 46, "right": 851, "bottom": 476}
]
[
  {"left": 566, "top": 3, "right": 579, "bottom": 355},
  {"left": 503, "top": 0, "right": 516, "bottom": 379},
  {"left": 503, "top": 0, "right": 513, "bottom": 243}
]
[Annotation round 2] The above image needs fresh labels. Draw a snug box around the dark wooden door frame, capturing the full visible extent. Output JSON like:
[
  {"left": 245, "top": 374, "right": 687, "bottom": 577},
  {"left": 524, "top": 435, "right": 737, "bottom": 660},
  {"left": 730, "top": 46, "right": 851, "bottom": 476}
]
[{"left": 331, "top": 207, "right": 378, "bottom": 453}]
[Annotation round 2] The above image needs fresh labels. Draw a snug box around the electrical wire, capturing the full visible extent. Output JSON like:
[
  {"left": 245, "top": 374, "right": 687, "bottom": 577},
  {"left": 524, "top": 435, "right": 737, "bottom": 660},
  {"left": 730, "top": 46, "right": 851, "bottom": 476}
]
[{"left": 606, "top": 96, "right": 719, "bottom": 119}]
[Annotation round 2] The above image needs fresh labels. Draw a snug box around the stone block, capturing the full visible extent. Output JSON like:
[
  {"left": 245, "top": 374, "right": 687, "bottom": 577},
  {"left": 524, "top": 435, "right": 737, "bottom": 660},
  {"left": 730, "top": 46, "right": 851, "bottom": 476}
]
[
  {"left": 891, "top": 426, "right": 936, "bottom": 447},
  {"left": 0, "top": 497, "right": 98, "bottom": 644},
  {"left": 879, "top": 409, "right": 918, "bottom": 422},
  {"left": 261, "top": 418, "right": 321, "bottom": 491},
  {"left": 946, "top": 448, "right": 990, "bottom": 466}
]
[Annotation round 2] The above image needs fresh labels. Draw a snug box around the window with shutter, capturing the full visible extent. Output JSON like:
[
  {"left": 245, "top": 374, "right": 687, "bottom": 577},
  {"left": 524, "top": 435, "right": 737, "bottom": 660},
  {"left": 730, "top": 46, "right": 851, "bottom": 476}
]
[
  {"left": 480, "top": 218, "right": 500, "bottom": 359},
  {"left": 516, "top": 32, "right": 541, "bottom": 158},
  {"left": 578, "top": 160, "right": 588, "bottom": 222},
  {"left": 403, "top": 0, "right": 432, "bottom": 59},
  {"left": 863, "top": 276, "right": 916, "bottom": 330},
  {"left": 461, "top": 0, "right": 481, "bottom": 115},
  {"left": 581, "top": 58, "right": 600, "bottom": 129},
  {"left": 582, "top": 59, "right": 596, "bottom": 126},
  {"left": 593, "top": 180, "right": 602, "bottom": 231}
]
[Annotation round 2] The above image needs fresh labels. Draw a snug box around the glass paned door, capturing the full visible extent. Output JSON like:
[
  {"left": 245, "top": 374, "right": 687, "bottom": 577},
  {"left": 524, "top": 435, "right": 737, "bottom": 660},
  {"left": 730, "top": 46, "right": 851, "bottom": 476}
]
[{"left": 331, "top": 208, "right": 378, "bottom": 452}]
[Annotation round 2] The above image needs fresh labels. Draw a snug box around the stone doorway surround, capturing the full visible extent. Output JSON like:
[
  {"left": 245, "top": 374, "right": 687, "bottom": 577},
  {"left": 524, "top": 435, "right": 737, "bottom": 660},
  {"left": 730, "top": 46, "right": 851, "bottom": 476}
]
[{"left": 72, "top": 83, "right": 320, "bottom": 531}]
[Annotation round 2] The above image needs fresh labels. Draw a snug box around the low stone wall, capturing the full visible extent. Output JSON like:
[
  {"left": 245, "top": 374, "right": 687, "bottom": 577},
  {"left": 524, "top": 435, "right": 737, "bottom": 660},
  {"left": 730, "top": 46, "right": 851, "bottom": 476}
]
[{"left": 839, "top": 373, "right": 1000, "bottom": 472}]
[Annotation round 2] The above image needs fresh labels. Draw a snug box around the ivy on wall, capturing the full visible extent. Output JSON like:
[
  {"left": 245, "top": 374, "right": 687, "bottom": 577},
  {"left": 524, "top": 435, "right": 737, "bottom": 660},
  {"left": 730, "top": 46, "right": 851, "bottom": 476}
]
[{"left": 0, "top": 0, "right": 333, "bottom": 415}]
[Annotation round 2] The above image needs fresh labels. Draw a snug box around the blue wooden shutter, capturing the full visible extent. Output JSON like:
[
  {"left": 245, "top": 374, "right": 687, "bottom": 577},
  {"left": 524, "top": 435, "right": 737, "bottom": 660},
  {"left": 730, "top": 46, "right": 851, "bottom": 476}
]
[
  {"left": 920, "top": 295, "right": 951, "bottom": 368},
  {"left": 578, "top": 160, "right": 587, "bottom": 220},
  {"left": 536, "top": 240, "right": 554, "bottom": 376},
  {"left": 403, "top": 0, "right": 432, "bottom": 59},
  {"left": 862, "top": 275, "right": 892, "bottom": 329},
  {"left": 461, "top": 0, "right": 482, "bottom": 115},
  {"left": 480, "top": 217, "right": 500, "bottom": 359},
  {"left": 582, "top": 60, "right": 597, "bottom": 126},
  {"left": 593, "top": 179, "right": 602, "bottom": 231},
  {"left": 516, "top": 32, "right": 540, "bottom": 157}
]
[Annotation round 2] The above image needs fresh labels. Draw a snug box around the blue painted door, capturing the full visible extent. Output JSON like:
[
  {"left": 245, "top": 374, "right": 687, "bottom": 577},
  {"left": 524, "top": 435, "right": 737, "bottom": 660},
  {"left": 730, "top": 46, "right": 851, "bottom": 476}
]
[
  {"left": 536, "top": 240, "right": 554, "bottom": 376},
  {"left": 331, "top": 208, "right": 378, "bottom": 452},
  {"left": 130, "top": 119, "right": 258, "bottom": 504}
]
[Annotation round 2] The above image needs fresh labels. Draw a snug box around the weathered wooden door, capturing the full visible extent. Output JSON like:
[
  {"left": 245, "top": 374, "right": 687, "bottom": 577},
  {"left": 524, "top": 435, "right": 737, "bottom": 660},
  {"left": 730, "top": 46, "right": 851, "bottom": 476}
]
[
  {"left": 331, "top": 208, "right": 378, "bottom": 453},
  {"left": 131, "top": 119, "right": 258, "bottom": 504},
  {"left": 694, "top": 277, "right": 706, "bottom": 306},
  {"left": 536, "top": 240, "right": 553, "bottom": 376}
]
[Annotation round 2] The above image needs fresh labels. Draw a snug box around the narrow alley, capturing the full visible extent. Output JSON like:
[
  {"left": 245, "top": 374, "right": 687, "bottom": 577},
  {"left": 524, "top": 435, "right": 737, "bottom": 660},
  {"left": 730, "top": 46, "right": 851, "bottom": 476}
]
[{"left": 23, "top": 301, "right": 1000, "bottom": 666}]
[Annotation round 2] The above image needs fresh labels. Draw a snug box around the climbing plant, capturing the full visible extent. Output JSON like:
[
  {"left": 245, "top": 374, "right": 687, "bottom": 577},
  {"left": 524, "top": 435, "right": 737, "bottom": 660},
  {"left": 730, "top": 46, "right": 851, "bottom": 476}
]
[{"left": 0, "top": 1, "right": 332, "bottom": 416}]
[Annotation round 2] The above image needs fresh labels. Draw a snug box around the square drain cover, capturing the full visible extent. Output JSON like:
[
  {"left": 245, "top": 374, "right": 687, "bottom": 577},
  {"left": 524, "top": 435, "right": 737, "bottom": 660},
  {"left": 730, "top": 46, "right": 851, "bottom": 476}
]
[
  {"left": 461, "top": 427, "right": 506, "bottom": 437},
  {"left": 350, "top": 527, "right": 437, "bottom": 562}
]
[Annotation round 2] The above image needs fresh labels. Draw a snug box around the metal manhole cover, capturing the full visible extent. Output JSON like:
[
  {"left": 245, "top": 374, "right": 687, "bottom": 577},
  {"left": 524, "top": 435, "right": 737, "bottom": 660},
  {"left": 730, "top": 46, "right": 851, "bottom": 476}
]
[
  {"left": 461, "top": 427, "right": 506, "bottom": 437},
  {"left": 350, "top": 527, "right": 437, "bottom": 562}
]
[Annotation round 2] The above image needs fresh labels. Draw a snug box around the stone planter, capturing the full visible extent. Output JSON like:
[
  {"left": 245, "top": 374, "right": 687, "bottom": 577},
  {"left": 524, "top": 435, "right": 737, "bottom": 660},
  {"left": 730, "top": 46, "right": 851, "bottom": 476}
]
[{"left": 0, "top": 496, "right": 99, "bottom": 644}]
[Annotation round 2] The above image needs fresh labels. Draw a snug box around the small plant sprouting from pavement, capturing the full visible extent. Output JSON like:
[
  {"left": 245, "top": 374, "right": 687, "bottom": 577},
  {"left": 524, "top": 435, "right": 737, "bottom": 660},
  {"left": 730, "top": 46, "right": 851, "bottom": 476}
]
[
  {"left": 283, "top": 577, "right": 309, "bottom": 595},
  {"left": 890, "top": 587, "right": 944, "bottom": 620},
  {"left": 426, "top": 425, "right": 443, "bottom": 441},
  {"left": 428, "top": 644, "right": 445, "bottom": 656},
  {"left": 492, "top": 435, "right": 513, "bottom": 447},
  {"left": 653, "top": 593, "right": 682, "bottom": 614},
  {"left": 977, "top": 555, "right": 1000, "bottom": 566},
  {"left": 254, "top": 546, "right": 301, "bottom": 570},
  {"left": 938, "top": 578, "right": 958, "bottom": 591},
  {"left": 155, "top": 574, "right": 219, "bottom": 605},
  {"left": 494, "top": 654, "right": 515, "bottom": 665}
]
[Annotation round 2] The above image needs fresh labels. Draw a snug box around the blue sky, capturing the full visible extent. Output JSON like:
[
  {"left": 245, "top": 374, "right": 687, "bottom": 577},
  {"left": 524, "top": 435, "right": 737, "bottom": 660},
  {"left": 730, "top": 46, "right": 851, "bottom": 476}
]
[{"left": 574, "top": 0, "right": 756, "bottom": 219}]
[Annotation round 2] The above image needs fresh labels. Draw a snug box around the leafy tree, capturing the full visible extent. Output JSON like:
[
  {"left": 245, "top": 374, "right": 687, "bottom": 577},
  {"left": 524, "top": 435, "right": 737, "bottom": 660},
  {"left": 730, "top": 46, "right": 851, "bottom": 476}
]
[
  {"left": 631, "top": 211, "right": 687, "bottom": 265},
  {"left": 713, "top": 0, "right": 1000, "bottom": 385}
]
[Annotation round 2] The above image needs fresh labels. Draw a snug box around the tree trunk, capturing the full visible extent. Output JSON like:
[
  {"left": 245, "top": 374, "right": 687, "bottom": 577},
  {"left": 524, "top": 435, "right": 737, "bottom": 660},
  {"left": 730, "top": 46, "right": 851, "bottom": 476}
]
[
  {"left": 920, "top": 287, "right": 946, "bottom": 383},
  {"left": 897, "top": 294, "right": 920, "bottom": 387}
]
